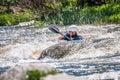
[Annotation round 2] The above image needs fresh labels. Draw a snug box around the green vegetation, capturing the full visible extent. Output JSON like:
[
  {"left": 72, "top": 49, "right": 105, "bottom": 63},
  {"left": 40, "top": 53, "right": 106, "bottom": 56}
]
[
  {"left": 0, "top": 11, "right": 35, "bottom": 26},
  {"left": 0, "top": 0, "right": 120, "bottom": 26},
  {"left": 47, "top": 3, "right": 120, "bottom": 25},
  {"left": 22, "top": 69, "right": 59, "bottom": 80}
]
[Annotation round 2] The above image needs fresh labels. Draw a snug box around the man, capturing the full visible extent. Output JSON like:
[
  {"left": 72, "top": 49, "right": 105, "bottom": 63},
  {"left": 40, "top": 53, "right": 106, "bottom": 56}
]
[{"left": 58, "top": 25, "right": 83, "bottom": 41}]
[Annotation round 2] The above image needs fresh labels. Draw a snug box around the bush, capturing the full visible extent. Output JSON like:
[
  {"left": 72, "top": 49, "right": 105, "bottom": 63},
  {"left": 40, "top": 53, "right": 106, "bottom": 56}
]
[
  {"left": 0, "top": 11, "right": 35, "bottom": 26},
  {"left": 109, "top": 13, "right": 120, "bottom": 23},
  {"left": 0, "top": 14, "right": 15, "bottom": 26},
  {"left": 45, "top": 3, "right": 120, "bottom": 25}
]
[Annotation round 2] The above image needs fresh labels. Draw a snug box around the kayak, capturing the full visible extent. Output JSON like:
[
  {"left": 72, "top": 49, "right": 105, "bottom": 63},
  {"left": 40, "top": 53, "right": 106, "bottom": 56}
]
[
  {"left": 31, "top": 40, "right": 84, "bottom": 60},
  {"left": 31, "top": 40, "right": 83, "bottom": 59}
]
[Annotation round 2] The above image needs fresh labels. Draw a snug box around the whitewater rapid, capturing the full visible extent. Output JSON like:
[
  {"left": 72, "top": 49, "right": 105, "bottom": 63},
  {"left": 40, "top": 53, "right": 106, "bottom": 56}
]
[{"left": 0, "top": 24, "right": 120, "bottom": 79}]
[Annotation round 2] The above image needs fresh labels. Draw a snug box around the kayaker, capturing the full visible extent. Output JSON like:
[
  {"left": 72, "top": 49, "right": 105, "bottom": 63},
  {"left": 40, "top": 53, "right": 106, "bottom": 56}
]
[{"left": 58, "top": 25, "right": 83, "bottom": 41}]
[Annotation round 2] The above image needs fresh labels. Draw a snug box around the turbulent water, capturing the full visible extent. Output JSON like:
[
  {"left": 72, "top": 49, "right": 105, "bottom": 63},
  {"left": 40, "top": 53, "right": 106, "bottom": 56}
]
[{"left": 0, "top": 24, "right": 120, "bottom": 79}]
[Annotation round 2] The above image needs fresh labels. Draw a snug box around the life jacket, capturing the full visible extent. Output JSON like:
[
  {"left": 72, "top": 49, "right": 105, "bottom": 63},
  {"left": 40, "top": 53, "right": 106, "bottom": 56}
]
[{"left": 63, "top": 33, "right": 83, "bottom": 41}]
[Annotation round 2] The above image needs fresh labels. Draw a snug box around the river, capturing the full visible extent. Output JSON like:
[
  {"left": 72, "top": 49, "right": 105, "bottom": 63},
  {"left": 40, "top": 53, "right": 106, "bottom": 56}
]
[{"left": 0, "top": 24, "right": 120, "bottom": 79}]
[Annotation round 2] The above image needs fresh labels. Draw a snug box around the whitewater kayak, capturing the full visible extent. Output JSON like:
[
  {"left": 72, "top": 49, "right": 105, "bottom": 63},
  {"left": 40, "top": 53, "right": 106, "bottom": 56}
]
[{"left": 33, "top": 40, "right": 83, "bottom": 59}]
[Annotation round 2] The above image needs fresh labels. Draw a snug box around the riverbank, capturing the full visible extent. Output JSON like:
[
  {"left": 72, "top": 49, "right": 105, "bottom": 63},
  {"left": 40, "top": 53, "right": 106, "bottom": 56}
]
[{"left": 0, "top": 3, "right": 120, "bottom": 26}]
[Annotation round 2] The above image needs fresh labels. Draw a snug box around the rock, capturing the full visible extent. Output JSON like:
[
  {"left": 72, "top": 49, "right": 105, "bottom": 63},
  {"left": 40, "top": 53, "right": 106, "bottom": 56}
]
[
  {"left": 0, "top": 63, "right": 84, "bottom": 80},
  {"left": 17, "top": 20, "right": 35, "bottom": 27},
  {"left": 0, "top": 63, "right": 54, "bottom": 80}
]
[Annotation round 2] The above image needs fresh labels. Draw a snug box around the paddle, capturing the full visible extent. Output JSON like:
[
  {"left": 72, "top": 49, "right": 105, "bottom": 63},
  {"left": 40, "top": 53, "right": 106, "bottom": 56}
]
[
  {"left": 48, "top": 25, "right": 71, "bottom": 40},
  {"left": 48, "top": 25, "right": 62, "bottom": 35}
]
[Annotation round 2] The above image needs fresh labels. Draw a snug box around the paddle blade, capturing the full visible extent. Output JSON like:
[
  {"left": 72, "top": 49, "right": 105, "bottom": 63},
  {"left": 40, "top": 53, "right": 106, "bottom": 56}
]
[{"left": 48, "top": 25, "right": 60, "bottom": 34}]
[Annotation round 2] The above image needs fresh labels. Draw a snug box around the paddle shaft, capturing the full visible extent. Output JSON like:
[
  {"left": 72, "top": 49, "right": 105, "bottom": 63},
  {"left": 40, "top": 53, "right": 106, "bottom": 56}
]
[{"left": 48, "top": 26, "right": 71, "bottom": 40}]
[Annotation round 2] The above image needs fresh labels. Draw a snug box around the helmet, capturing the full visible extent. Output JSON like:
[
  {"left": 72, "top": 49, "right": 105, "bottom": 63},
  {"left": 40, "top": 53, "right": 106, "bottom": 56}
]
[{"left": 67, "top": 25, "right": 78, "bottom": 32}]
